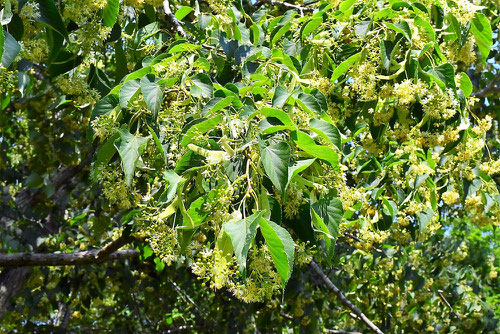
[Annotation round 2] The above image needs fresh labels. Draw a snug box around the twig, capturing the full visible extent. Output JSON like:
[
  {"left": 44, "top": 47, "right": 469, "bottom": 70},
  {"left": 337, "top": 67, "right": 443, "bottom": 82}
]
[
  {"left": 437, "top": 289, "right": 459, "bottom": 318},
  {"left": 0, "top": 249, "right": 139, "bottom": 267},
  {"left": 131, "top": 292, "right": 146, "bottom": 332},
  {"left": 471, "top": 74, "right": 500, "bottom": 98},
  {"left": 167, "top": 277, "right": 208, "bottom": 317},
  {"left": 259, "top": 0, "right": 314, "bottom": 14},
  {"left": 163, "top": 0, "right": 187, "bottom": 38},
  {"left": 280, "top": 311, "right": 293, "bottom": 320},
  {"left": 325, "top": 330, "right": 362, "bottom": 334},
  {"left": 309, "top": 260, "right": 384, "bottom": 334}
]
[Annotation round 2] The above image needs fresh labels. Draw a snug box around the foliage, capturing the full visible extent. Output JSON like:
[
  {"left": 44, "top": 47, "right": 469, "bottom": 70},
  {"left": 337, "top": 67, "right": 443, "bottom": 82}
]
[{"left": 0, "top": 0, "right": 499, "bottom": 332}]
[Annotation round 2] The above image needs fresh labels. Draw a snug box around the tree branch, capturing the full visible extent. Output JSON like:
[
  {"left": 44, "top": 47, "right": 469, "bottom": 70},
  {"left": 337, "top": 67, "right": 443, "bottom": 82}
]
[
  {"left": 0, "top": 249, "right": 139, "bottom": 267},
  {"left": 95, "top": 233, "right": 134, "bottom": 260},
  {"left": 167, "top": 277, "right": 208, "bottom": 318},
  {"left": 163, "top": 0, "right": 187, "bottom": 38},
  {"left": 471, "top": 74, "right": 500, "bottom": 98},
  {"left": 309, "top": 261, "right": 384, "bottom": 334}
]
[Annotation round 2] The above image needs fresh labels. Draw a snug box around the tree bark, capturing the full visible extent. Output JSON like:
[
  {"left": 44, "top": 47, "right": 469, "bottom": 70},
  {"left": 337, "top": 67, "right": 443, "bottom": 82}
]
[
  {"left": 0, "top": 249, "right": 139, "bottom": 267},
  {"left": 0, "top": 267, "right": 31, "bottom": 318}
]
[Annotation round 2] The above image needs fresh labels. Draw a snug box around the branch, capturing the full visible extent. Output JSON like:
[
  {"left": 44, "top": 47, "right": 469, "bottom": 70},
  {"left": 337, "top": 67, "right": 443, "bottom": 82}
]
[
  {"left": 163, "top": 0, "right": 187, "bottom": 38},
  {"left": 259, "top": 0, "right": 314, "bottom": 14},
  {"left": 309, "top": 261, "right": 384, "bottom": 334},
  {"left": 437, "top": 289, "right": 459, "bottom": 318},
  {"left": 167, "top": 277, "right": 208, "bottom": 318},
  {"left": 471, "top": 74, "right": 500, "bottom": 98},
  {"left": 95, "top": 233, "right": 133, "bottom": 260},
  {"left": 0, "top": 249, "right": 139, "bottom": 267},
  {"left": 326, "top": 330, "right": 362, "bottom": 334}
]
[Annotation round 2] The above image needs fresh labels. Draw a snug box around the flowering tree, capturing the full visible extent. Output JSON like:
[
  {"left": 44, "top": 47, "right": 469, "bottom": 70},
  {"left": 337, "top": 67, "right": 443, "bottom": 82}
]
[{"left": 0, "top": 0, "right": 499, "bottom": 332}]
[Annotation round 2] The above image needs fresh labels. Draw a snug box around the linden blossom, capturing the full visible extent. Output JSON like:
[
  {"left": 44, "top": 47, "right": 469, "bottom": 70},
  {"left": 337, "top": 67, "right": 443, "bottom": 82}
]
[{"left": 0, "top": 0, "right": 498, "bottom": 331}]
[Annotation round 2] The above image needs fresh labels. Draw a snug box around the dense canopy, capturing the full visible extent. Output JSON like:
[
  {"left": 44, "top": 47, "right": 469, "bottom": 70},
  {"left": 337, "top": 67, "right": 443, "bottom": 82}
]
[{"left": 0, "top": 0, "right": 499, "bottom": 332}]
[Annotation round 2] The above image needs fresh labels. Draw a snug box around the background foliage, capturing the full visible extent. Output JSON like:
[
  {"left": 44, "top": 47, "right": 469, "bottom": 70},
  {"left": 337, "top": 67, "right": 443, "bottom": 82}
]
[{"left": 0, "top": 0, "right": 499, "bottom": 332}]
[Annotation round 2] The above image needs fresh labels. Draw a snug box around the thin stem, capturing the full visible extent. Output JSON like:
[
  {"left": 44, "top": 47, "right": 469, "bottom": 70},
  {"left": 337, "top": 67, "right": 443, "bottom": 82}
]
[{"left": 309, "top": 260, "right": 384, "bottom": 334}]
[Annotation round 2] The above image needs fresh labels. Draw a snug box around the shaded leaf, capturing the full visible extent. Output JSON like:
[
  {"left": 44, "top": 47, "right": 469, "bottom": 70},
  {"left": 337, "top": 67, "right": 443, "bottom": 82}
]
[
  {"left": 259, "top": 140, "right": 290, "bottom": 194},
  {"left": 36, "top": 0, "right": 68, "bottom": 39},
  {"left": 191, "top": 73, "right": 213, "bottom": 98},
  {"left": 114, "top": 129, "right": 149, "bottom": 186},
  {"left": 309, "top": 119, "right": 341, "bottom": 149},
  {"left": 1, "top": 30, "right": 19, "bottom": 67}
]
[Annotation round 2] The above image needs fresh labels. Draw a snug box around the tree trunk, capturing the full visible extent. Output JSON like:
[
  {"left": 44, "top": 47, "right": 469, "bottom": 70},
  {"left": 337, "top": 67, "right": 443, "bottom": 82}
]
[{"left": 0, "top": 267, "right": 31, "bottom": 318}]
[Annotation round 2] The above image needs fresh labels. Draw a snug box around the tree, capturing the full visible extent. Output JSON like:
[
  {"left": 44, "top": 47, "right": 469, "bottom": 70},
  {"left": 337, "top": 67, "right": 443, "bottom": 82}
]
[{"left": 0, "top": 0, "right": 499, "bottom": 332}]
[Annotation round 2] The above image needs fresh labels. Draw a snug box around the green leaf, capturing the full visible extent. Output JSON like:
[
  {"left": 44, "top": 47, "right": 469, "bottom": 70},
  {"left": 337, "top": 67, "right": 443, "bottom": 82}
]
[
  {"left": 385, "top": 21, "right": 412, "bottom": 41},
  {"left": 310, "top": 197, "right": 343, "bottom": 260},
  {"left": 297, "top": 93, "right": 321, "bottom": 114},
  {"left": 175, "top": 6, "right": 193, "bottom": 20},
  {"left": 140, "top": 74, "right": 163, "bottom": 119},
  {"left": 36, "top": 0, "right": 68, "bottom": 39},
  {"left": 339, "top": 0, "right": 356, "bottom": 13},
  {"left": 135, "top": 22, "right": 160, "bottom": 45},
  {"left": 301, "top": 18, "right": 322, "bottom": 40},
  {"left": 91, "top": 132, "right": 119, "bottom": 181},
  {"left": 331, "top": 52, "right": 360, "bottom": 84},
  {"left": 271, "top": 22, "right": 292, "bottom": 47},
  {"left": 380, "top": 40, "right": 394, "bottom": 71},
  {"left": 181, "top": 115, "right": 222, "bottom": 147},
  {"left": 424, "top": 63, "right": 456, "bottom": 92},
  {"left": 414, "top": 16, "right": 435, "bottom": 42},
  {"left": 119, "top": 79, "right": 141, "bottom": 108},
  {"left": 311, "top": 197, "right": 343, "bottom": 240},
  {"left": 272, "top": 86, "right": 291, "bottom": 108},
  {"left": 1, "top": 30, "right": 19, "bottom": 67},
  {"left": 286, "top": 158, "right": 315, "bottom": 190},
  {"left": 459, "top": 72, "right": 473, "bottom": 97},
  {"left": 259, "top": 140, "right": 290, "bottom": 194},
  {"left": 102, "top": 0, "right": 119, "bottom": 28},
  {"left": 446, "top": 13, "right": 461, "bottom": 44},
  {"left": 184, "top": 190, "right": 217, "bottom": 228},
  {"left": 191, "top": 73, "right": 213, "bottom": 98},
  {"left": 223, "top": 211, "right": 263, "bottom": 275},
  {"left": 471, "top": 13, "right": 492, "bottom": 63},
  {"left": 309, "top": 119, "right": 341, "bottom": 149},
  {"left": 259, "top": 218, "right": 295, "bottom": 285},
  {"left": 91, "top": 94, "right": 118, "bottom": 121},
  {"left": 114, "top": 129, "right": 149, "bottom": 187},
  {"left": 291, "top": 131, "right": 338, "bottom": 167},
  {"left": 168, "top": 43, "right": 201, "bottom": 54},
  {"left": 193, "top": 57, "right": 210, "bottom": 71},
  {"left": 417, "top": 207, "right": 435, "bottom": 232},
  {"left": 160, "top": 170, "right": 185, "bottom": 204},
  {"left": 203, "top": 96, "right": 235, "bottom": 116},
  {"left": 260, "top": 107, "right": 293, "bottom": 125},
  {"left": 355, "top": 20, "right": 371, "bottom": 37}
]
